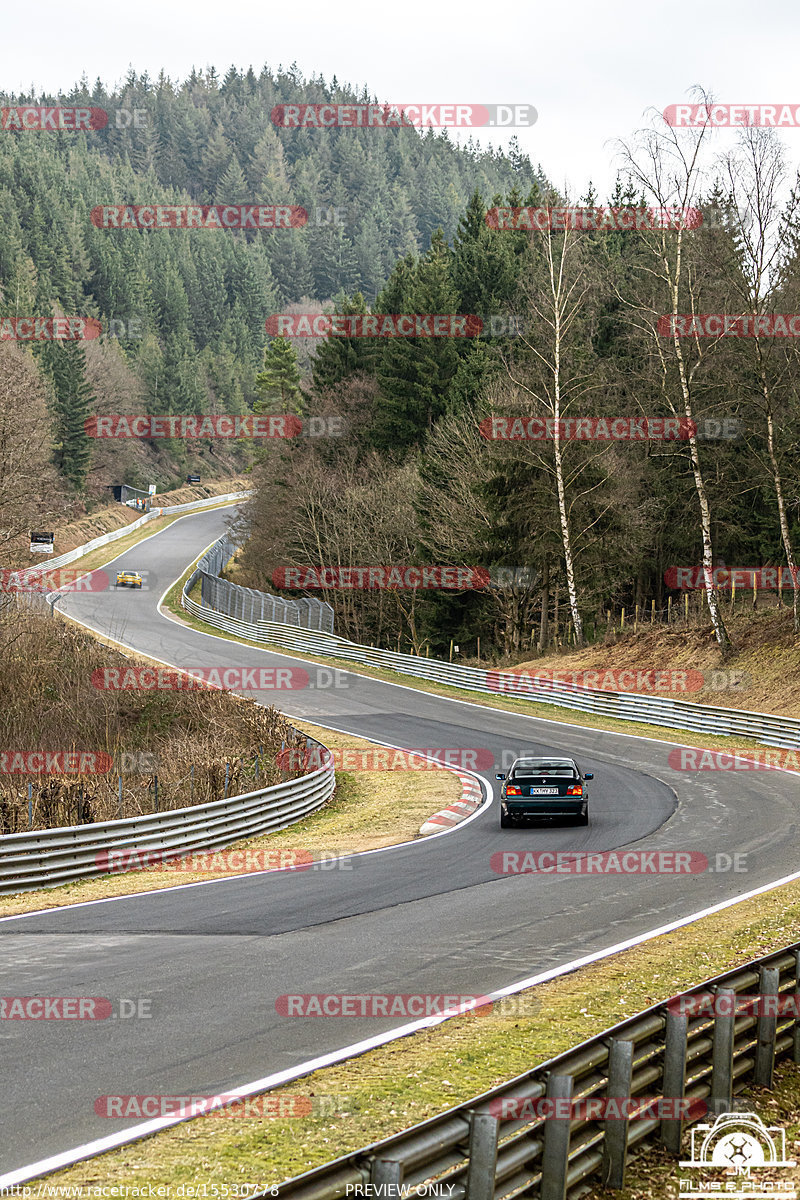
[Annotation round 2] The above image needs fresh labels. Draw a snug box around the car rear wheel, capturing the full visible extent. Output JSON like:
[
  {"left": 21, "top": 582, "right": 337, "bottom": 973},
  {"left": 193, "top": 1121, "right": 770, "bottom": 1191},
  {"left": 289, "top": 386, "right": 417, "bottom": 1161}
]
[
  {"left": 500, "top": 810, "right": 514, "bottom": 828},
  {"left": 574, "top": 811, "right": 589, "bottom": 826}
]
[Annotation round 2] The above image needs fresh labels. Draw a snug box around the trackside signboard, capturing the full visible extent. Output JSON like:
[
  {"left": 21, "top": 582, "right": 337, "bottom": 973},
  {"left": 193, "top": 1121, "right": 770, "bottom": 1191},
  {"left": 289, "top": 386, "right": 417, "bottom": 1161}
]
[{"left": 29, "top": 532, "right": 54, "bottom": 554}]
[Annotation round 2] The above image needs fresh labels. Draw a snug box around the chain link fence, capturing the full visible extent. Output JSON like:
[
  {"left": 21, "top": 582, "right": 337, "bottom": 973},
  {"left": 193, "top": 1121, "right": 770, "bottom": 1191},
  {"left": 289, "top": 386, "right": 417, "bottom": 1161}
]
[{"left": 190, "top": 535, "right": 334, "bottom": 632}]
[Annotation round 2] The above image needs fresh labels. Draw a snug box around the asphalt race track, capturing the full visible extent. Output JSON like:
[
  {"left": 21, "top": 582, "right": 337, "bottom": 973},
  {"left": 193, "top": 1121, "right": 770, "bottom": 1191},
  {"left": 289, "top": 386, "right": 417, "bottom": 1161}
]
[{"left": 2, "top": 505, "right": 799, "bottom": 1175}]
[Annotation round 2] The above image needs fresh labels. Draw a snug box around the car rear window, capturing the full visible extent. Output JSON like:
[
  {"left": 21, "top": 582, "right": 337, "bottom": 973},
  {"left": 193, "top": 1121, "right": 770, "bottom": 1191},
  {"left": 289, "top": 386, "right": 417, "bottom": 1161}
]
[{"left": 512, "top": 761, "right": 578, "bottom": 778}]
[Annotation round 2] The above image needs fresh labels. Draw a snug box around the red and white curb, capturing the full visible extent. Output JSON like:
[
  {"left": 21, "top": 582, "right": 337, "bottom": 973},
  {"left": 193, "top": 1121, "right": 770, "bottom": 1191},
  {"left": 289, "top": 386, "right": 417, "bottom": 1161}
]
[{"left": 419, "top": 772, "right": 485, "bottom": 835}]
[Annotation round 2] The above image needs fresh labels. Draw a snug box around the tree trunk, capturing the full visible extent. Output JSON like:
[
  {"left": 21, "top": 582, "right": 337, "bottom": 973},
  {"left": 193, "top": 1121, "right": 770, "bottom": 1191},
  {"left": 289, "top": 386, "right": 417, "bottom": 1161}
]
[
  {"left": 762, "top": 373, "right": 799, "bottom": 635},
  {"left": 667, "top": 234, "right": 730, "bottom": 652},
  {"left": 553, "top": 433, "right": 584, "bottom": 646},
  {"left": 539, "top": 558, "right": 550, "bottom": 651}
]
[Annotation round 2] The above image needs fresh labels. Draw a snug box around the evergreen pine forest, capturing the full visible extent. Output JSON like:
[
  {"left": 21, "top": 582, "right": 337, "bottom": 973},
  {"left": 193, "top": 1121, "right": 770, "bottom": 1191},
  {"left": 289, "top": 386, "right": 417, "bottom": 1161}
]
[{"left": 2, "top": 66, "right": 799, "bottom": 662}]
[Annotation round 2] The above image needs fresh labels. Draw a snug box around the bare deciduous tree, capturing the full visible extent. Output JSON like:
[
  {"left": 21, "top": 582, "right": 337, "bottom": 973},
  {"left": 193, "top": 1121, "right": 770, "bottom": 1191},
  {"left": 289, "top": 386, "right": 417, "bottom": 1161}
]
[
  {"left": 719, "top": 127, "right": 800, "bottom": 634},
  {"left": 616, "top": 95, "right": 731, "bottom": 651}
]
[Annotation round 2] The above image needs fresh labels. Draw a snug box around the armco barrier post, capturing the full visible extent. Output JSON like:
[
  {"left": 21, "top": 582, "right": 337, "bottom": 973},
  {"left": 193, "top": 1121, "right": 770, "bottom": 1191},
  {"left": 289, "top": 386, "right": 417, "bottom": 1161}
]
[
  {"left": 540, "top": 1074, "right": 573, "bottom": 1200},
  {"left": 794, "top": 951, "right": 800, "bottom": 1064},
  {"left": 465, "top": 1111, "right": 500, "bottom": 1200},
  {"left": 711, "top": 987, "right": 736, "bottom": 1112},
  {"left": 661, "top": 1010, "right": 689, "bottom": 1154},
  {"left": 754, "top": 967, "right": 780, "bottom": 1087},
  {"left": 370, "top": 1158, "right": 402, "bottom": 1196},
  {"left": 186, "top": 539, "right": 800, "bottom": 746},
  {"left": 232, "top": 943, "right": 800, "bottom": 1200},
  {"left": 602, "top": 1039, "right": 634, "bottom": 1188}
]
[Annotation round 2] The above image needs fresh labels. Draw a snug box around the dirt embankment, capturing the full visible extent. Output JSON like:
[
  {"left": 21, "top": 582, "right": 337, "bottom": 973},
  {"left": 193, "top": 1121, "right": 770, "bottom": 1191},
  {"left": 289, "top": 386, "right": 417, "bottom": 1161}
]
[
  {"left": 502, "top": 609, "right": 800, "bottom": 719},
  {"left": 50, "top": 478, "right": 249, "bottom": 557}
]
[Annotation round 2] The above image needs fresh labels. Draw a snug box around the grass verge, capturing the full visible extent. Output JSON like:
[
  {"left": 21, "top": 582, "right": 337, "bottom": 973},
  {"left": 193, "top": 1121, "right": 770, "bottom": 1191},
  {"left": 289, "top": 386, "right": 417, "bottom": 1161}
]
[
  {"left": 0, "top": 719, "right": 462, "bottom": 918},
  {"left": 37, "top": 871, "right": 800, "bottom": 1192},
  {"left": 24, "top": 518, "right": 800, "bottom": 1192},
  {"left": 51, "top": 479, "right": 249, "bottom": 558},
  {"left": 161, "top": 572, "right": 771, "bottom": 755},
  {"left": 58, "top": 494, "right": 248, "bottom": 579}
]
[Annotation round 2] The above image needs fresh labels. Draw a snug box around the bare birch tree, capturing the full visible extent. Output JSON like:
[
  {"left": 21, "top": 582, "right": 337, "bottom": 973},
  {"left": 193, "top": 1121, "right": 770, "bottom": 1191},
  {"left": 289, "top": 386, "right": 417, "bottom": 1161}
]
[
  {"left": 616, "top": 94, "right": 731, "bottom": 651},
  {"left": 719, "top": 126, "right": 800, "bottom": 634},
  {"left": 498, "top": 209, "right": 611, "bottom": 647}
]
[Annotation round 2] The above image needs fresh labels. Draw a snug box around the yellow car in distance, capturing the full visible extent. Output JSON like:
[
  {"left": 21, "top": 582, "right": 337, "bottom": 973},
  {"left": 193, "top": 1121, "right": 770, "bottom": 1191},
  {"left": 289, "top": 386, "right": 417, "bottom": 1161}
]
[{"left": 115, "top": 570, "right": 143, "bottom": 589}]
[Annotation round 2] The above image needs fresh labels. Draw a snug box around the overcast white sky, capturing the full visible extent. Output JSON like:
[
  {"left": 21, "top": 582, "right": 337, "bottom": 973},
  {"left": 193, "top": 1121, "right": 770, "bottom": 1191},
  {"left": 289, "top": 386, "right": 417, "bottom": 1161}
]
[{"left": 3, "top": 0, "right": 800, "bottom": 196}]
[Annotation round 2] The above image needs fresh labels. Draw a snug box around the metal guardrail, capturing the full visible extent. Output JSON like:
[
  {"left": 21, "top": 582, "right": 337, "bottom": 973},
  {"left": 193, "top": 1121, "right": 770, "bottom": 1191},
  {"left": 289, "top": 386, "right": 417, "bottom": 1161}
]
[
  {"left": 8, "top": 490, "right": 250, "bottom": 616},
  {"left": 19, "top": 489, "right": 251, "bottom": 578},
  {"left": 187, "top": 535, "right": 335, "bottom": 632},
  {"left": 0, "top": 737, "right": 335, "bottom": 895},
  {"left": 182, "top": 542, "right": 800, "bottom": 751},
  {"left": 273, "top": 942, "right": 800, "bottom": 1199}
]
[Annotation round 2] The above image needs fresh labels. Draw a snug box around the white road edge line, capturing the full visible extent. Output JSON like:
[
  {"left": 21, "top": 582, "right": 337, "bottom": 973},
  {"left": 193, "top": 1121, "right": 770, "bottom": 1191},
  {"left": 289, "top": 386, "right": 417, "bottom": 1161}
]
[
  {"left": 4, "top": 566, "right": 494, "bottom": 919},
  {"left": 6, "top": 510, "right": 798, "bottom": 1183},
  {"left": 5, "top": 863, "right": 800, "bottom": 1187}
]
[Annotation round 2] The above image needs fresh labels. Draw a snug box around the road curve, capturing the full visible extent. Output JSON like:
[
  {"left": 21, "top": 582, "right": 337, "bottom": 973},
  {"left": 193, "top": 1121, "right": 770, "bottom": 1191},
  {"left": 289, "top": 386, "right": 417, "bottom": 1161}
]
[{"left": 1, "top": 506, "right": 798, "bottom": 1175}]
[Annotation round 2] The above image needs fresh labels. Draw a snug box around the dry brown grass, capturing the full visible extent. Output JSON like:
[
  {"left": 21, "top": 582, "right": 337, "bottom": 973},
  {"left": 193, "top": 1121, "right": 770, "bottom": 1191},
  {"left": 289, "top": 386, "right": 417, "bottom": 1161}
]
[
  {"left": 0, "top": 608, "right": 297, "bottom": 832},
  {"left": 504, "top": 608, "right": 800, "bottom": 718},
  {"left": 0, "top": 719, "right": 462, "bottom": 915},
  {"left": 51, "top": 478, "right": 249, "bottom": 557}
]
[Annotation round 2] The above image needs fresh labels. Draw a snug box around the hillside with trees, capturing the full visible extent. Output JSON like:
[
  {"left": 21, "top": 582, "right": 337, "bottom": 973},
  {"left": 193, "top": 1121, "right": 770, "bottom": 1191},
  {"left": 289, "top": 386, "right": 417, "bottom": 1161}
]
[
  {"left": 234, "top": 117, "right": 800, "bottom": 662},
  {"left": 0, "top": 65, "right": 542, "bottom": 545}
]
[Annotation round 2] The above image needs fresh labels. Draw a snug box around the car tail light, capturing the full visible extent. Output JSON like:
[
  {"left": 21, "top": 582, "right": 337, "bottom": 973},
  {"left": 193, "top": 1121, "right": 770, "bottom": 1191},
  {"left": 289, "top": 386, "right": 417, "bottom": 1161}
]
[
  {"left": 505, "top": 785, "right": 522, "bottom": 795},
  {"left": 566, "top": 784, "right": 583, "bottom": 796}
]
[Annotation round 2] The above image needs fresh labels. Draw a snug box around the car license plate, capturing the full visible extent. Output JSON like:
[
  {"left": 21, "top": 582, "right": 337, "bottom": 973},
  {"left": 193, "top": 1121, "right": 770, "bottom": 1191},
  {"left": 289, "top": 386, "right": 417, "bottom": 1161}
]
[{"left": 530, "top": 787, "right": 559, "bottom": 795}]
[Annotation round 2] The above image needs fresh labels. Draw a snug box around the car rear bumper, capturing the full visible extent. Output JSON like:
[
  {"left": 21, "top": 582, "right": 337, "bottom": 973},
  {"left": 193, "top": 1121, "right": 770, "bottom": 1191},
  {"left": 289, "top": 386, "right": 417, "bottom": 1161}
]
[{"left": 504, "top": 800, "right": 585, "bottom": 818}]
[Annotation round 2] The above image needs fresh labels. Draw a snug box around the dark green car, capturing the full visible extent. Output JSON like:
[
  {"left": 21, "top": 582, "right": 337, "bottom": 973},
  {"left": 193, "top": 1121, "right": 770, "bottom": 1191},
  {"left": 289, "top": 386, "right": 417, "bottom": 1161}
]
[{"left": 496, "top": 756, "right": 593, "bottom": 828}]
